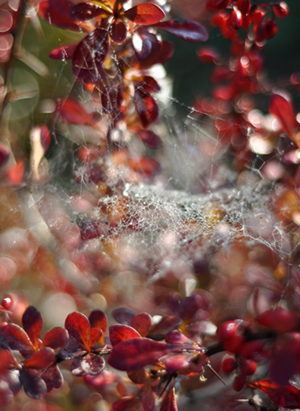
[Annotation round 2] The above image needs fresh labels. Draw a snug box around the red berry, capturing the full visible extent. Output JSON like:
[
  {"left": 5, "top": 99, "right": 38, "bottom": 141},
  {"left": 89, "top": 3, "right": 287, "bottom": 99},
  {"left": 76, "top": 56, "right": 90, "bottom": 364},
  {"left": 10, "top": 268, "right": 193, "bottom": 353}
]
[
  {"left": 216, "top": 321, "right": 239, "bottom": 341},
  {"left": 233, "top": 373, "right": 247, "bottom": 392},
  {"left": 197, "top": 47, "right": 220, "bottom": 64},
  {"left": 224, "top": 333, "right": 244, "bottom": 354},
  {"left": 237, "top": 0, "right": 251, "bottom": 16},
  {"left": 228, "top": 9, "right": 242, "bottom": 30},
  {"left": 250, "top": 5, "right": 266, "bottom": 24},
  {"left": 240, "top": 359, "right": 257, "bottom": 375},
  {"left": 240, "top": 340, "right": 264, "bottom": 359},
  {"left": 1, "top": 296, "right": 12, "bottom": 310},
  {"left": 257, "top": 307, "right": 297, "bottom": 333},
  {"left": 210, "top": 12, "right": 228, "bottom": 27},
  {"left": 264, "top": 19, "right": 277, "bottom": 39},
  {"left": 273, "top": 2, "right": 289, "bottom": 18},
  {"left": 221, "top": 356, "right": 238, "bottom": 373},
  {"left": 253, "top": 21, "right": 266, "bottom": 42}
]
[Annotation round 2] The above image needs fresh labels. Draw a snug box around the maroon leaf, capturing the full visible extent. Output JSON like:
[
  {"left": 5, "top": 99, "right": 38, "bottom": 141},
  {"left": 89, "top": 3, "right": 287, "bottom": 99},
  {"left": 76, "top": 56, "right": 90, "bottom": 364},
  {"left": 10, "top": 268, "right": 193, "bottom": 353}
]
[
  {"left": 205, "top": 0, "right": 231, "bottom": 12},
  {"left": 0, "top": 350, "right": 15, "bottom": 376},
  {"left": 153, "top": 20, "right": 208, "bottom": 42},
  {"left": 107, "top": 338, "right": 175, "bottom": 371},
  {"left": 127, "top": 368, "right": 146, "bottom": 384},
  {"left": 133, "top": 30, "right": 159, "bottom": 60},
  {"left": 151, "top": 316, "right": 182, "bottom": 335},
  {"left": 130, "top": 313, "right": 152, "bottom": 337},
  {"left": 111, "top": 19, "right": 127, "bottom": 43},
  {"left": 135, "top": 76, "right": 160, "bottom": 94},
  {"left": 89, "top": 310, "right": 108, "bottom": 334},
  {"left": 112, "top": 396, "right": 140, "bottom": 411},
  {"left": 20, "top": 369, "right": 47, "bottom": 399},
  {"left": 137, "top": 41, "right": 174, "bottom": 69},
  {"left": 24, "top": 347, "right": 56, "bottom": 370},
  {"left": 0, "top": 143, "right": 10, "bottom": 168},
  {"left": 160, "top": 388, "right": 178, "bottom": 411},
  {"left": 58, "top": 338, "right": 86, "bottom": 360},
  {"left": 0, "top": 324, "right": 34, "bottom": 351},
  {"left": 269, "top": 93, "right": 297, "bottom": 140},
  {"left": 112, "top": 307, "right": 136, "bottom": 325},
  {"left": 70, "top": 3, "right": 110, "bottom": 20},
  {"left": 248, "top": 379, "right": 300, "bottom": 409},
  {"left": 72, "top": 28, "right": 109, "bottom": 81},
  {"left": 134, "top": 89, "right": 158, "bottom": 128},
  {"left": 71, "top": 353, "right": 105, "bottom": 376},
  {"left": 89, "top": 328, "right": 103, "bottom": 348},
  {"left": 165, "top": 330, "right": 192, "bottom": 344},
  {"left": 38, "top": 0, "right": 83, "bottom": 31},
  {"left": 164, "top": 354, "right": 190, "bottom": 373},
  {"left": 42, "top": 365, "right": 63, "bottom": 392},
  {"left": 49, "top": 44, "right": 77, "bottom": 60},
  {"left": 138, "top": 130, "right": 162, "bottom": 149},
  {"left": 142, "top": 381, "right": 155, "bottom": 411},
  {"left": 123, "top": 3, "right": 165, "bottom": 25},
  {"left": 109, "top": 324, "right": 141, "bottom": 346},
  {"left": 22, "top": 306, "right": 43, "bottom": 347},
  {"left": 65, "top": 312, "right": 90, "bottom": 348},
  {"left": 56, "top": 98, "right": 93, "bottom": 125},
  {"left": 41, "top": 327, "right": 69, "bottom": 350}
]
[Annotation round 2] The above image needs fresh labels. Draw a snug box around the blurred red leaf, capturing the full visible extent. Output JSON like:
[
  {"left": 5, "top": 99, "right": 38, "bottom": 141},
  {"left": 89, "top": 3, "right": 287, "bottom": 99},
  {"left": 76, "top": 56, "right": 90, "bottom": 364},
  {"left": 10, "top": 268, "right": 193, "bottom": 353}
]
[
  {"left": 70, "top": 3, "right": 109, "bottom": 20},
  {"left": 134, "top": 89, "right": 158, "bottom": 128},
  {"left": 142, "top": 381, "right": 155, "bottom": 411},
  {"left": 160, "top": 388, "right": 178, "bottom": 411},
  {"left": 0, "top": 324, "right": 34, "bottom": 351},
  {"left": 22, "top": 306, "right": 43, "bottom": 348},
  {"left": 109, "top": 324, "right": 141, "bottom": 346},
  {"left": 56, "top": 98, "right": 93, "bottom": 125},
  {"left": 107, "top": 338, "right": 175, "bottom": 371},
  {"left": 24, "top": 347, "right": 56, "bottom": 370},
  {"left": 123, "top": 3, "right": 165, "bottom": 25},
  {"left": 6, "top": 160, "right": 25, "bottom": 187},
  {"left": 42, "top": 365, "right": 64, "bottom": 392},
  {"left": 0, "top": 350, "right": 15, "bottom": 376},
  {"left": 269, "top": 93, "right": 297, "bottom": 140},
  {"left": 137, "top": 41, "right": 174, "bottom": 69},
  {"left": 127, "top": 157, "right": 160, "bottom": 177},
  {"left": 153, "top": 20, "right": 208, "bottom": 42},
  {"left": 20, "top": 369, "right": 47, "bottom": 399},
  {"left": 205, "top": 0, "right": 231, "bottom": 12},
  {"left": 165, "top": 330, "right": 192, "bottom": 344},
  {"left": 0, "top": 143, "right": 9, "bottom": 168},
  {"left": 127, "top": 368, "right": 146, "bottom": 384},
  {"left": 112, "top": 307, "right": 136, "bottom": 325},
  {"left": 248, "top": 379, "right": 300, "bottom": 409},
  {"left": 65, "top": 312, "right": 90, "bottom": 348},
  {"left": 130, "top": 313, "right": 152, "bottom": 337},
  {"left": 138, "top": 130, "right": 162, "bottom": 149},
  {"left": 49, "top": 44, "right": 77, "bottom": 60},
  {"left": 112, "top": 396, "right": 140, "bottom": 411},
  {"left": 42, "top": 327, "right": 69, "bottom": 350},
  {"left": 39, "top": 0, "right": 84, "bottom": 31},
  {"left": 111, "top": 19, "right": 127, "bottom": 43}
]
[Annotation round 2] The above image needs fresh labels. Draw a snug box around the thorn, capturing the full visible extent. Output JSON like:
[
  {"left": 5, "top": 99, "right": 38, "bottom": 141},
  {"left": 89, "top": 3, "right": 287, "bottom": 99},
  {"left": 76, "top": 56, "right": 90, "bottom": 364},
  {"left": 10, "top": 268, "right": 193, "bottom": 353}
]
[
  {"left": 205, "top": 363, "right": 226, "bottom": 385},
  {"left": 159, "top": 373, "right": 176, "bottom": 398}
]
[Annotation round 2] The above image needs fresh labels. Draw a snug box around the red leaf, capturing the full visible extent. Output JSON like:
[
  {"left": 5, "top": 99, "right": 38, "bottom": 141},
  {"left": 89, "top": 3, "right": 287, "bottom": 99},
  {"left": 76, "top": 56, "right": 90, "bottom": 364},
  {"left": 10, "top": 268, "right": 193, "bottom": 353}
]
[
  {"left": 137, "top": 41, "right": 174, "bottom": 69},
  {"left": 89, "top": 310, "right": 108, "bottom": 334},
  {"left": 248, "top": 379, "right": 300, "bottom": 409},
  {"left": 49, "top": 44, "right": 77, "bottom": 60},
  {"left": 22, "top": 306, "right": 42, "bottom": 347},
  {"left": 42, "top": 364, "right": 63, "bottom": 392},
  {"left": 135, "top": 76, "right": 161, "bottom": 94},
  {"left": 127, "top": 368, "right": 146, "bottom": 384},
  {"left": 38, "top": 0, "right": 83, "bottom": 31},
  {"left": 0, "top": 350, "right": 15, "bottom": 376},
  {"left": 20, "top": 369, "right": 47, "bottom": 399},
  {"left": 111, "top": 19, "right": 127, "bottom": 44},
  {"left": 205, "top": 0, "right": 231, "bottom": 12},
  {"left": 109, "top": 324, "right": 141, "bottom": 346},
  {"left": 58, "top": 338, "right": 86, "bottom": 360},
  {"left": 107, "top": 338, "right": 175, "bottom": 371},
  {"left": 71, "top": 353, "right": 105, "bottom": 376},
  {"left": 72, "top": 28, "right": 109, "bottom": 81},
  {"left": 134, "top": 89, "right": 158, "bottom": 128},
  {"left": 6, "top": 160, "right": 25, "bottom": 187},
  {"left": 112, "top": 396, "right": 140, "bottom": 411},
  {"left": 151, "top": 316, "right": 182, "bottom": 335},
  {"left": 56, "top": 98, "right": 93, "bottom": 125},
  {"left": 65, "top": 312, "right": 90, "bottom": 348},
  {"left": 138, "top": 130, "right": 162, "bottom": 149},
  {"left": 89, "top": 328, "right": 103, "bottom": 348},
  {"left": 24, "top": 347, "right": 56, "bottom": 370},
  {"left": 0, "top": 324, "right": 34, "bottom": 351},
  {"left": 269, "top": 93, "right": 297, "bottom": 140},
  {"left": 0, "top": 143, "right": 9, "bottom": 168},
  {"left": 142, "top": 381, "right": 155, "bottom": 411},
  {"left": 160, "top": 388, "right": 178, "bottom": 411},
  {"left": 130, "top": 313, "right": 152, "bottom": 337},
  {"left": 133, "top": 30, "right": 158, "bottom": 60},
  {"left": 153, "top": 20, "right": 208, "bottom": 43},
  {"left": 127, "top": 157, "right": 160, "bottom": 177},
  {"left": 70, "top": 3, "right": 109, "bottom": 20},
  {"left": 112, "top": 307, "right": 136, "bottom": 325},
  {"left": 123, "top": 3, "right": 165, "bottom": 25},
  {"left": 42, "top": 327, "right": 69, "bottom": 350}
]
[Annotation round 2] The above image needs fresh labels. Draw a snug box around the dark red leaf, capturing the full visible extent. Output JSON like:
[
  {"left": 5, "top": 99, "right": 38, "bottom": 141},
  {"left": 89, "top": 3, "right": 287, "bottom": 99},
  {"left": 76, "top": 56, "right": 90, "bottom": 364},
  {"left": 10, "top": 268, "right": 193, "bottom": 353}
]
[
  {"left": 71, "top": 353, "right": 105, "bottom": 376},
  {"left": 89, "top": 310, "right": 108, "bottom": 334},
  {"left": 112, "top": 307, "right": 136, "bottom": 325},
  {"left": 0, "top": 350, "right": 15, "bottom": 376},
  {"left": 137, "top": 41, "right": 174, "bottom": 68},
  {"left": 123, "top": 3, "right": 165, "bottom": 25},
  {"left": 107, "top": 338, "right": 175, "bottom": 371},
  {"left": 58, "top": 338, "right": 86, "bottom": 360},
  {"left": 248, "top": 379, "right": 300, "bottom": 409},
  {"left": 127, "top": 368, "right": 146, "bottom": 384},
  {"left": 111, "top": 19, "right": 127, "bottom": 43},
  {"left": 65, "top": 312, "right": 90, "bottom": 348},
  {"left": 160, "top": 388, "right": 178, "bottom": 411},
  {"left": 56, "top": 98, "right": 93, "bottom": 125},
  {"left": 164, "top": 354, "right": 190, "bottom": 373},
  {"left": 89, "top": 328, "right": 103, "bottom": 347},
  {"left": 269, "top": 93, "right": 297, "bottom": 140},
  {"left": 109, "top": 324, "right": 141, "bottom": 346},
  {"left": 49, "top": 44, "right": 77, "bottom": 60},
  {"left": 38, "top": 0, "right": 83, "bottom": 31},
  {"left": 133, "top": 31, "right": 155, "bottom": 60},
  {"left": 151, "top": 316, "right": 182, "bottom": 335},
  {"left": 130, "top": 313, "right": 152, "bottom": 337},
  {"left": 165, "top": 330, "right": 192, "bottom": 344},
  {"left": 70, "top": 3, "right": 110, "bottom": 20},
  {"left": 42, "top": 365, "right": 63, "bottom": 392},
  {"left": 269, "top": 337, "right": 299, "bottom": 385},
  {"left": 136, "top": 76, "right": 161, "bottom": 94},
  {"left": 205, "top": 0, "right": 231, "bottom": 12},
  {"left": 0, "top": 324, "right": 34, "bottom": 351},
  {"left": 20, "top": 369, "right": 47, "bottom": 399},
  {"left": 112, "top": 396, "right": 140, "bottom": 411},
  {"left": 134, "top": 89, "right": 158, "bottom": 128},
  {"left": 142, "top": 381, "right": 155, "bottom": 411},
  {"left": 22, "top": 306, "right": 43, "bottom": 347},
  {"left": 72, "top": 28, "right": 109, "bottom": 81},
  {"left": 24, "top": 347, "right": 56, "bottom": 370},
  {"left": 138, "top": 130, "right": 162, "bottom": 149},
  {"left": 42, "top": 327, "right": 69, "bottom": 350},
  {"left": 0, "top": 143, "right": 9, "bottom": 168},
  {"left": 153, "top": 19, "right": 208, "bottom": 42}
]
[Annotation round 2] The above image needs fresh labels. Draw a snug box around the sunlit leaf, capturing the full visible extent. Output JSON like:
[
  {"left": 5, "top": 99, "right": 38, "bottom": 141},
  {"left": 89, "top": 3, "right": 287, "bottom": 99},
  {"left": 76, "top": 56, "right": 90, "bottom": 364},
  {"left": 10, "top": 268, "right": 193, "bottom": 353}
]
[
  {"left": 109, "top": 324, "right": 141, "bottom": 346},
  {"left": 123, "top": 3, "right": 165, "bottom": 25},
  {"left": 89, "top": 310, "right": 108, "bottom": 334},
  {"left": 24, "top": 347, "right": 56, "bottom": 370},
  {"left": 65, "top": 312, "right": 90, "bottom": 348},
  {"left": 107, "top": 338, "right": 175, "bottom": 371},
  {"left": 248, "top": 379, "right": 300, "bottom": 409},
  {"left": 89, "top": 328, "right": 103, "bottom": 347},
  {"left": 153, "top": 19, "right": 208, "bottom": 42},
  {"left": 22, "top": 306, "right": 43, "bottom": 347},
  {"left": 269, "top": 93, "right": 297, "bottom": 141},
  {"left": 160, "top": 388, "right": 178, "bottom": 411},
  {"left": 42, "top": 327, "right": 69, "bottom": 350},
  {"left": 130, "top": 313, "right": 152, "bottom": 337}
]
